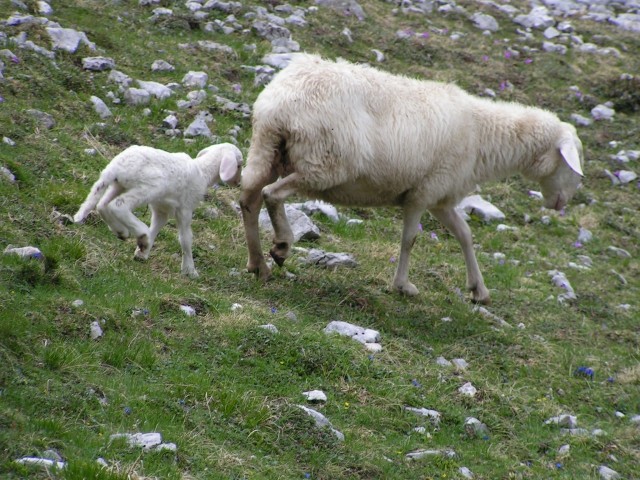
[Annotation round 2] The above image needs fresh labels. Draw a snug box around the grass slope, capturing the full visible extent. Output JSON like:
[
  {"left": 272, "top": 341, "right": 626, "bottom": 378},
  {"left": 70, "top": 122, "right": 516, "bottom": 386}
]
[{"left": 1, "top": 0, "right": 639, "bottom": 479}]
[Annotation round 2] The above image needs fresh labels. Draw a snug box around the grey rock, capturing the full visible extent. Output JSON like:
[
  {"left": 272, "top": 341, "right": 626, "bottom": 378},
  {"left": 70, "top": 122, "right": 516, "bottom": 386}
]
[
  {"left": 108, "top": 70, "right": 133, "bottom": 88},
  {"left": 545, "top": 414, "right": 578, "bottom": 429},
  {"left": 46, "top": 27, "right": 95, "bottom": 52},
  {"left": 252, "top": 20, "right": 291, "bottom": 41},
  {"left": 302, "top": 390, "right": 327, "bottom": 402},
  {"left": 137, "top": 80, "right": 172, "bottom": 99},
  {"left": 514, "top": 6, "right": 555, "bottom": 29},
  {"left": 607, "top": 246, "right": 631, "bottom": 258},
  {"left": 303, "top": 249, "right": 357, "bottom": 269},
  {"left": 196, "top": 40, "right": 234, "bottom": 54},
  {"left": 592, "top": 104, "right": 615, "bottom": 121},
  {"left": 406, "top": 449, "right": 456, "bottom": 460},
  {"left": 90, "top": 96, "right": 112, "bottom": 119},
  {"left": 203, "top": 0, "right": 242, "bottom": 13},
  {"left": 548, "top": 270, "right": 577, "bottom": 303},
  {"left": 570, "top": 113, "right": 593, "bottom": 126},
  {"left": 464, "top": 417, "right": 489, "bottom": 437},
  {"left": 259, "top": 323, "right": 278, "bottom": 333},
  {"left": 291, "top": 200, "right": 340, "bottom": 222},
  {"left": 162, "top": 114, "right": 178, "bottom": 129},
  {"left": 151, "top": 60, "right": 174, "bottom": 71},
  {"left": 459, "top": 466, "right": 474, "bottom": 479},
  {"left": 82, "top": 56, "right": 115, "bottom": 71},
  {"left": 1, "top": 166, "right": 16, "bottom": 183},
  {"left": 404, "top": 407, "right": 441, "bottom": 425},
  {"left": 542, "top": 42, "right": 568, "bottom": 54},
  {"left": 297, "top": 405, "right": 344, "bottom": 441},
  {"left": 577, "top": 227, "right": 592, "bottom": 243},
  {"left": 182, "top": 71, "right": 208, "bottom": 88},
  {"left": 26, "top": 109, "right": 55, "bottom": 129},
  {"left": 183, "top": 111, "right": 214, "bottom": 139},
  {"left": 123, "top": 88, "right": 151, "bottom": 105},
  {"left": 471, "top": 13, "right": 499, "bottom": 32},
  {"left": 474, "top": 306, "right": 512, "bottom": 328},
  {"left": 456, "top": 195, "right": 505, "bottom": 222},
  {"left": 598, "top": 465, "right": 621, "bottom": 480},
  {"left": 14, "top": 457, "right": 66, "bottom": 470},
  {"left": 262, "top": 52, "right": 295, "bottom": 69},
  {"left": 324, "top": 320, "right": 379, "bottom": 344},
  {"left": 259, "top": 204, "right": 320, "bottom": 242}
]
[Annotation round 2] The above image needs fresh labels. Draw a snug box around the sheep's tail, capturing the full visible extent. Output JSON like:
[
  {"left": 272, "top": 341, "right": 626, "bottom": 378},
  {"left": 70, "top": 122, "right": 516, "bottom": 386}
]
[{"left": 73, "top": 169, "right": 116, "bottom": 223}]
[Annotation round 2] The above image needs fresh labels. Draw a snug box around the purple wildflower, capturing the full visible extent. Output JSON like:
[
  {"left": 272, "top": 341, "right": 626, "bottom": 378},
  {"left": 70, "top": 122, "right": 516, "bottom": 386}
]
[
  {"left": 390, "top": 256, "right": 396, "bottom": 263},
  {"left": 420, "top": 32, "right": 430, "bottom": 39},
  {"left": 573, "top": 241, "right": 583, "bottom": 248},
  {"left": 524, "top": 58, "right": 533, "bottom": 64},
  {"left": 482, "top": 55, "right": 489, "bottom": 62},
  {"left": 232, "top": 84, "right": 242, "bottom": 93},
  {"left": 430, "top": 232, "right": 438, "bottom": 240},
  {"left": 504, "top": 51, "right": 512, "bottom": 59},
  {"left": 418, "top": 222, "right": 423, "bottom": 231}
]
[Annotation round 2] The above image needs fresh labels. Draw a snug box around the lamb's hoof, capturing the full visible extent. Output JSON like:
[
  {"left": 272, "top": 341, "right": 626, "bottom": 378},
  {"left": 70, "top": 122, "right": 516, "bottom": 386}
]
[
  {"left": 117, "top": 232, "right": 129, "bottom": 240},
  {"left": 133, "top": 247, "right": 149, "bottom": 261},
  {"left": 183, "top": 269, "right": 199, "bottom": 279},
  {"left": 247, "top": 261, "right": 272, "bottom": 282},
  {"left": 394, "top": 282, "right": 419, "bottom": 297}
]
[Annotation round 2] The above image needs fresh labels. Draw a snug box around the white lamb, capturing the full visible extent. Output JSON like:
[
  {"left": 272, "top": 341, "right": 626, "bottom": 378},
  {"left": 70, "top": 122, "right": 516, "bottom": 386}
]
[
  {"left": 74, "top": 143, "right": 243, "bottom": 278},
  {"left": 239, "top": 54, "right": 584, "bottom": 304}
]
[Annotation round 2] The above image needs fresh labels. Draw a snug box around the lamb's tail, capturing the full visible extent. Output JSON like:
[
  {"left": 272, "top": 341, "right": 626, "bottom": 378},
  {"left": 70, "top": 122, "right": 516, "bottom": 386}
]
[{"left": 73, "top": 169, "right": 116, "bottom": 223}]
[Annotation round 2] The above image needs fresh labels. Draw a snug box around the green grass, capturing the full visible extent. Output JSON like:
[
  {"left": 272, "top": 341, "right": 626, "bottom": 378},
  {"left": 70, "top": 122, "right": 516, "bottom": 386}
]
[{"left": 1, "top": 0, "right": 639, "bottom": 479}]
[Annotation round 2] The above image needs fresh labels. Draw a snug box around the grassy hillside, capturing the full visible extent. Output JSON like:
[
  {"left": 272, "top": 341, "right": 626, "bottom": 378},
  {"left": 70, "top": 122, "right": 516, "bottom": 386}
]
[{"left": 1, "top": 0, "right": 639, "bottom": 479}]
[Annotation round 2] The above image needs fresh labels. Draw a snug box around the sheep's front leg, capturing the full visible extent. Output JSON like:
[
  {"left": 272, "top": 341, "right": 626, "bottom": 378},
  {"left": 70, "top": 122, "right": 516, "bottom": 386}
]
[
  {"left": 134, "top": 205, "right": 169, "bottom": 261},
  {"left": 175, "top": 208, "right": 198, "bottom": 278},
  {"left": 392, "top": 205, "right": 424, "bottom": 296},
  {"left": 240, "top": 178, "right": 273, "bottom": 281},
  {"left": 262, "top": 173, "right": 301, "bottom": 266},
  {"left": 429, "top": 206, "right": 491, "bottom": 305}
]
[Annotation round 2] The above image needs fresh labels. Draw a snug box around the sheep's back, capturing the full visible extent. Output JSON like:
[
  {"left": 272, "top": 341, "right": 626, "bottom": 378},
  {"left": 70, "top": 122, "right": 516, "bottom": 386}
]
[{"left": 252, "top": 55, "right": 479, "bottom": 204}]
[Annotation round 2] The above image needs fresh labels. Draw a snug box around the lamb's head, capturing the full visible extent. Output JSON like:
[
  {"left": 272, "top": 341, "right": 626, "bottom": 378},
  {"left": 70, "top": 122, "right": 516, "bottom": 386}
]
[
  {"left": 196, "top": 143, "right": 243, "bottom": 187},
  {"left": 538, "top": 123, "right": 584, "bottom": 211}
]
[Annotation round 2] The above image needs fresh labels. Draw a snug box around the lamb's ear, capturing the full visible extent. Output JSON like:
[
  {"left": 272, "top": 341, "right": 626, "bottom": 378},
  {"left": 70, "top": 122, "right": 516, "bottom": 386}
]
[
  {"left": 219, "top": 152, "right": 239, "bottom": 183},
  {"left": 558, "top": 137, "right": 583, "bottom": 177}
]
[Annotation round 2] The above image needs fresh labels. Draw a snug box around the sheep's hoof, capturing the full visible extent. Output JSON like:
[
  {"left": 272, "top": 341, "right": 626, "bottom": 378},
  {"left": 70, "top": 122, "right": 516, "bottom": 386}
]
[
  {"left": 117, "top": 231, "right": 129, "bottom": 240},
  {"left": 470, "top": 287, "right": 491, "bottom": 305},
  {"left": 247, "top": 260, "right": 272, "bottom": 282},
  {"left": 269, "top": 249, "right": 288, "bottom": 267},
  {"left": 395, "top": 282, "right": 419, "bottom": 297}
]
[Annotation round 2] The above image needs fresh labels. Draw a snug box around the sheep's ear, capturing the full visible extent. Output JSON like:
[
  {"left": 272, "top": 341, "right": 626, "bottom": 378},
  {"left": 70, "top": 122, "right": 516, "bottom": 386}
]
[
  {"left": 558, "top": 138, "right": 583, "bottom": 177},
  {"left": 219, "top": 152, "right": 239, "bottom": 183}
]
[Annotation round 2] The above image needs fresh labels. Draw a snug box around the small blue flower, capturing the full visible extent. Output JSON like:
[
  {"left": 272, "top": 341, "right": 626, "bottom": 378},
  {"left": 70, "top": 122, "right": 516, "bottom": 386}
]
[
  {"left": 411, "top": 379, "right": 422, "bottom": 388},
  {"left": 607, "top": 376, "right": 615, "bottom": 383},
  {"left": 556, "top": 462, "right": 563, "bottom": 469},
  {"left": 270, "top": 307, "right": 277, "bottom": 313},
  {"left": 124, "top": 406, "right": 132, "bottom": 415}
]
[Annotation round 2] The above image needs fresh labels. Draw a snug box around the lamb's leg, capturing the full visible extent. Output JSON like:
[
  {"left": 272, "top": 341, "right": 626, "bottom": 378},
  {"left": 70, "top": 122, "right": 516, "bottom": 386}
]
[
  {"left": 134, "top": 205, "right": 169, "bottom": 260},
  {"left": 392, "top": 205, "right": 424, "bottom": 296},
  {"left": 105, "top": 192, "right": 151, "bottom": 259},
  {"left": 96, "top": 184, "right": 129, "bottom": 239},
  {"left": 429, "top": 206, "right": 491, "bottom": 305},
  {"left": 262, "top": 173, "right": 301, "bottom": 266},
  {"left": 175, "top": 208, "right": 198, "bottom": 278},
  {"left": 239, "top": 169, "right": 277, "bottom": 281}
]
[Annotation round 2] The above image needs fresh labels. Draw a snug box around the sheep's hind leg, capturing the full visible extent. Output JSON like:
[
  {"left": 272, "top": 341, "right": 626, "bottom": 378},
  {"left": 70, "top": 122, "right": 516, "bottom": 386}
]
[
  {"left": 262, "top": 173, "right": 301, "bottom": 267},
  {"left": 429, "top": 206, "right": 491, "bottom": 305},
  {"left": 392, "top": 205, "right": 423, "bottom": 296},
  {"left": 134, "top": 205, "right": 169, "bottom": 261},
  {"left": 106, "top": 192, "right": 151, "bottom": 261},
  {"left": 96, "top": 185, "right": 129, "bottom": 239}
]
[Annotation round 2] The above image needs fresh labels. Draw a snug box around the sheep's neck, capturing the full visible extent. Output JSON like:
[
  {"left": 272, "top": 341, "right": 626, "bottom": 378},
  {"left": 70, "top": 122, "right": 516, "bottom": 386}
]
[
  {"left": 194, "top": 158, "right": 219, "bottom": 187},
  {"left": 473, "top": 106, "right": 559, "bottom": 182}
]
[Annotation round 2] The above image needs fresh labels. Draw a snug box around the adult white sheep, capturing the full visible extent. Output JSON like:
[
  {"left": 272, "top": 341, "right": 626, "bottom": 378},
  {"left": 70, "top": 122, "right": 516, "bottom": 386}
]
[
  {"left": 74, "top": 143, "right": 243, "bottom": 278},
  {"left": 239, "top": 54, "right": 584, "bottom": 304}
]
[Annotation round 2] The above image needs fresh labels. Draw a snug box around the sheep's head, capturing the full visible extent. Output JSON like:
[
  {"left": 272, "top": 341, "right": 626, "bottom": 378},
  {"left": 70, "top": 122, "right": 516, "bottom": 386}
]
[
  {"left": 196, "top": 144, "right": 244, "bottom": 187},
  {"left": 539, "top": 123, "right": 584, "bottom": 211}
]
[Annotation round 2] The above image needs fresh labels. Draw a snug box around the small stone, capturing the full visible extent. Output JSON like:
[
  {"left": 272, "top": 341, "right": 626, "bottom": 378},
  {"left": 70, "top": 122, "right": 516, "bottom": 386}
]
[
  {"left": 179, "top": 305, "right": 196, "bottom": 316},
  {"left": 82, "top": 56, "right": 115, "bottom": 71},
  {"left": 459, "top": 466, "right": 474, "bottom": 479},
  {"left": 545, "top": 414, "right": 578, "bottom": 429},
  {"left": 436, "top": 356, "right": 452, "bottom": 367},
  {"left": 406, "top": 449, "right": 456, "bottom": 460},
  {"left": 607, "top": 246, "right": 631, "bottom": 258},
  {"left": 558, "top": 444, "right": 570, "bottom": 455},
  {"left": 90, "top": 321, "right": 103, "bottom": 339},
  {"left": 259, "top": 323, "right": 278, "bottom": 333},
  {"left": 302, "top": 390, "right": 327, "bottom": 402},
  {"left": 404, "top": 407, "right": 441, "bottom": 425},
  {"left": 452, "top": 358, "right": 469, "bottom": 370},
  {"left": 591, "top": 104, "right": 615, "bottom": 121},
  {"left": 598, "top": 465, "right": 621, "bottom": 480},
  {"left": 71, "top": 299, "right": 84, "bottom": 308},
  {"left": 458, "top": 382, "right": 477, "bottom": 397},
  {"left": 231, "top": 303, "right": 243, "bottom": 311}
]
